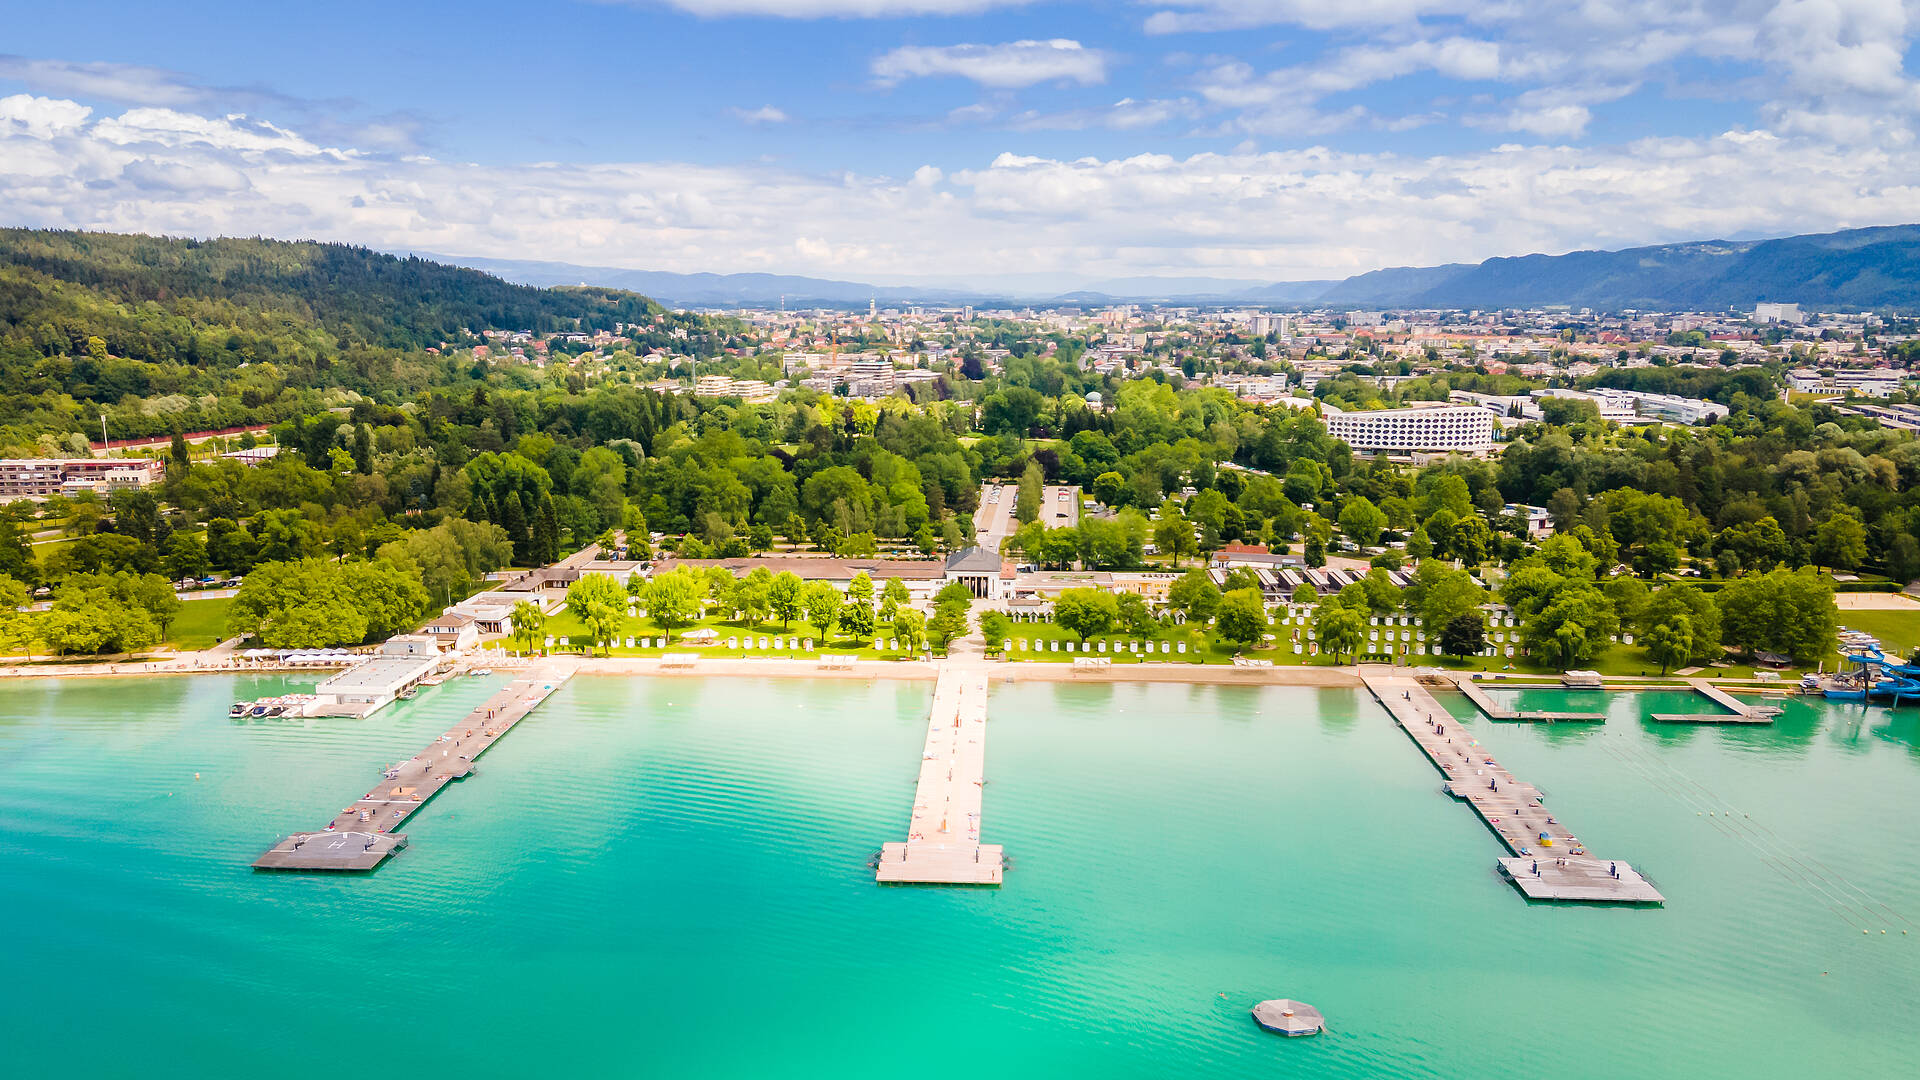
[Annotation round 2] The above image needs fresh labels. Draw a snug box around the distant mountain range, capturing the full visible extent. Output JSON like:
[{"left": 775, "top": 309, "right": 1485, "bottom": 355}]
[{"left": 427, "top": 223, "right": 1920, "bottom": 312}]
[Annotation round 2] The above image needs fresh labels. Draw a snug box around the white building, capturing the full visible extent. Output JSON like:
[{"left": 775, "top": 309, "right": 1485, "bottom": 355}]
[
  {"left": 1322, "top": 405, "right": 1496, "bottom": 455},
  {"left": 1754, "top": 302, "right": 1804, "bottom": 324}
]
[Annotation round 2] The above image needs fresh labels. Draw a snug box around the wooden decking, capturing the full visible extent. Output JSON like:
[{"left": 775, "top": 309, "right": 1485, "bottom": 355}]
[
  {"left": 254, "top": 659, "right": 577, "bottom": 871},
  {"left": 1362, "top": 668, "right": 1663, "bottom": 904},
  {"left": 1649, "top": 680, "right": 1781, "bottom": 724},
  {"left": 877, "top": 667, "right": 1003, "bottom": 885},
  {"left": 1454, "top": 676, "right": 1606, "bottom": 722}
]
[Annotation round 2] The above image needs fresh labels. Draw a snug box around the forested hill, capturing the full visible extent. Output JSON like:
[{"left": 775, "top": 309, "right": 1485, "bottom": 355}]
[
  {"left": 0, "top": 229, "right": 662, "bottom": 350},
  {"left": 0, "top": 230, "right": 698, "bottom": 448}
]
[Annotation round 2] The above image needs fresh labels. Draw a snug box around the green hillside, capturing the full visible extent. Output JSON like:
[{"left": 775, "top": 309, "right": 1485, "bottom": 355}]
[{"left": 0, "top": 230, "right": 675, "bottom": 446}]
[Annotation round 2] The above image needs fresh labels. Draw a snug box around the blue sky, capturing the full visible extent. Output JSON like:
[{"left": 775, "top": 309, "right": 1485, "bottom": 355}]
[{"left": 3, "top": 0, "right": 1919, "bottom": 289}]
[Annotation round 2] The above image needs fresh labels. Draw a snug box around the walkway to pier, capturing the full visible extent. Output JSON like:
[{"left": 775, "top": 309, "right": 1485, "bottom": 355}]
[
  {"left": 254, "top": 658, "right": 578, "bottom": 871},
  {"left": 1650, "top": 679, "right": 1779, "bottom": 725},
  {"left": 1454, "top": 676, "right": 1605, "bottom": 722},
  {"left": 877, "top": 666, "right": 1003, "bottom": 884},
  {"left": 1362, "top": 668, "right": 1662, "bottom": 903}
]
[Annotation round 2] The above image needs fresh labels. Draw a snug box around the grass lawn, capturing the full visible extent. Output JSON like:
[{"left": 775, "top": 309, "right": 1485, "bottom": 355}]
[
  {"left": 527, "top": 609, "right": 930, "bottom": 661},
  {"left": 1833, "top": 608, "right": 1920, "bottom": 660},
  {"left": 164, "top": 596, "right": 233, "bottom": 650}
]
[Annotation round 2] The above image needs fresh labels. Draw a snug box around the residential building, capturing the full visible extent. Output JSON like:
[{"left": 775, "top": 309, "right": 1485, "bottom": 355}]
[
  {"left": 0, "top": 458, "right": 165, "bottom": 501},
  {"left": 1321, "top": 405, "right": 1496, "bottom": 455}
]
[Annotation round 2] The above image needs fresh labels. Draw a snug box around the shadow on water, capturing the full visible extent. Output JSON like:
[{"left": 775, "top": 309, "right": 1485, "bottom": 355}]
[{"left": 1866, "top": 705, "right": 1920, "bottom": 759}]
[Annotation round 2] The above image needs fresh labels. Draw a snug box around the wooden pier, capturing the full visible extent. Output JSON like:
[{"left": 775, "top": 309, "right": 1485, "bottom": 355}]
[
  {"left": 1649, "top": 679, "right": 1780, "bottom": 724},
  {"left": 254, "top": 659, "right": 577, "bottom": 871},
  {"left": 1362, "top": 668, "right": 1662, "bottom": 903},
  {"left": 1454, "top": 676, "right": 1606, "bottom": 722},
  {"left": 877, "top": 667, "right": 1003, "bottom": 885}
]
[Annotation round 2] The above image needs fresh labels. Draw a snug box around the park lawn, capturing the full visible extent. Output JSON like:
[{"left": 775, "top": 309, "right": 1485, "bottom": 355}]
[
  {"left": 528, "top": 609, "right": 927, "bottom": 661},
  {"left": 164, "top": 597, "right": 232, "bottom": 650},
  {"left": 1833, "top": 608, "right": 1920, "bottom": 659},
  {"left": 993, "top": 616, "right": 1353, "bottom": 666}
]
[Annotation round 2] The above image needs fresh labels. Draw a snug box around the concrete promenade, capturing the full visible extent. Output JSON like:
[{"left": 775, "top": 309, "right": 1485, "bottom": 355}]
[
  {"left": 877, "top": 666, "right": 1003, "bottom": 884},
  {"left": 1362, "top": 667, "right": 1663, "bottom": 903},
  {"left": 254, "top": 658, "right": 578, "bottom": 871}
]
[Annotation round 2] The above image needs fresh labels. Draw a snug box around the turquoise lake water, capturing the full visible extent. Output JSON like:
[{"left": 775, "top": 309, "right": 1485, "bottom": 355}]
[{"left": 2, "top": 674, "right": 1917, "bottom": 1077}]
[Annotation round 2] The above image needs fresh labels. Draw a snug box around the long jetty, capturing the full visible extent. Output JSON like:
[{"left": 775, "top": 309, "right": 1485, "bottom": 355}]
[
  {"left": 1361, "top": 668, "right": 1663, "bottom": 903},
  {"left": 254, "top": 658, "right": 578, "bottom": 871},
  {"left": 877, "top": 667, "right": 1003, "bottom": 884}
]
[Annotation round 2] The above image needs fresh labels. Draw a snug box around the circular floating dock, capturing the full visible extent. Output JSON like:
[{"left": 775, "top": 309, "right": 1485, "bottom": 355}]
[{"left": 1251, "top": 999, "right": 1324, "bottom": 1036}]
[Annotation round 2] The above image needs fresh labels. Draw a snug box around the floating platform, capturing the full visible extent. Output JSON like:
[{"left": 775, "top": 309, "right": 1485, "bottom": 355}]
[
  {"left": 1499, "top": 857, "right": 1663, "bottom": 902},
  {"left": 1648, "top": 679, "right": 1780, "bottom": 725},
  {"left": 876, "top": 667, "right": 1002, "bottom": 885},
  {"left": 1362, "top": 668, "right": 1663, "bottom": 904},
  {"left": 1454, "top": 677, "right": 1605, "bottom": 723},
  {"left": 1252, "top": 999, "right": 1323, "bottom": 1036},
  {"left": 254, "top": 659, "right": 576, "bottom": 872}
]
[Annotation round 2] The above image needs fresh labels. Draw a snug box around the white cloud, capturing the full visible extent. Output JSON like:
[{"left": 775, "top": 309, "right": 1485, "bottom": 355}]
[
  {"left": 729, "top": 105, "right": 790, "bottom": 124},
  {"left": 872, "top": 40, "right": 1109, "bottom": 89},
  {"left": 1009, "top": 97, "right": 1203, "bottom": 132},
  {"left": 1144, "top": 0, "right": 1484, "bottom": 35},
  {"left": 1154, "top": 1, "right": 1920, "bottom": 145},
  {"left": 8, "top": 95, "right": 1920, "bottom": 285},
  {"left": 1473, "top": 103, "right": 1590, "bottom": 137},
  {"left": 0, "top": 93, "right": 92, "bottom": 138},
  {"left": 0, "top": 55, "right": 227, "bottom": 108}
]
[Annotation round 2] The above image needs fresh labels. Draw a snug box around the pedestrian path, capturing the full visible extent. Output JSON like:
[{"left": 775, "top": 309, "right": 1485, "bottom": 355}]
[
  {"left": 877, "top": 666, "right": 1002, "bottom": 884},
  {"left": 1362, "top": 667, "right": 1662, "bottom": 903},
  {"left": 254, "top": 659, "right": 577, "bottom": 871}
]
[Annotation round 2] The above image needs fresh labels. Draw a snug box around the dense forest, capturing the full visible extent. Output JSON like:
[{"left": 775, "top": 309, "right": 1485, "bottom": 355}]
[{"left": 0, "top": 229, "right": 719, "bottom": 446}]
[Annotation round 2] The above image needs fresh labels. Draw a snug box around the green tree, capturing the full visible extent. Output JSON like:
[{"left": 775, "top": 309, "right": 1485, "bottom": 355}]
[
  {"left": 880, "top": 577, "right": 912, "bottom": 622},
  {"left": 1641, "top": 584, "right": 1721, "bottom": 665},
  {"left": 1215, "top": 587, "right": 1269, "bottom": 646},
  {"left": 894, "top": 608, "right": 930, "bottom": 653},
  {"left": 1312, "top": 601, "right": 1366, "bottom": 663},
  {"left": 1153, "top": 506, "right": 1196, "bottom": 566},
  {"left": 928, "top": 605, "right": 968, "bottom": 653},
  {"left": 510, "top": 599, "right": 547, "bottom": 655},
  {"left": 803, "top": 581, "right": 843, "bottom": 641},
  {"left": 1167, "top": 568, "right": 1221, "bottom": 624},
  {"left": 980, "top": 609, "right": 1011, "bottom": 651},
  {"left": 0, "top": 573, "right": 36, "bottom": 658},
  {"left": 1812, "top": 513, "right": 1867, "bottom": 573},
  {"left": 163, "top": 533, "right": 210, "bottom": 583},
  {"left": 1338, "top": 496, "right": 1387, "bottom": 546},
  {"left": 1438, "top": 613, "right": 1487, "bottom": 659},
  {"left": 1014, "top": 460, "right": 1045, "bottom": 524},
  {"left": 768, "top": 571, "right": 805, "bottom": 629},
  {"left": 1053, "top": 587, "right": 1118, "bottom": 642},
  {"left": 1643, "top": 616, "right": 1694, "bottom": 676},
  {"left": 565, "top": 573, "right": 628, "bottom": 656},
  {"left": 1115, "top": 590, "right": 1157, "bottom": 636},
  {"left": 642, "top": 567, "right": 703, "bottom": 642},
  {"left": 1519, "top": 586, "right": 1619, "bottom": 670}
]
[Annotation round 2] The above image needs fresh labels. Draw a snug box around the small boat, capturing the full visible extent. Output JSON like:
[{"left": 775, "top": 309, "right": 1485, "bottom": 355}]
[
  {"left": 399, "top": 687, "right": 418, "bottom": 700},
  {"left": 250, "top": 705, "right": 270, "bottom": 717},
  {"left": 229, "top": 703, "right": 248, "bottom": 718}
]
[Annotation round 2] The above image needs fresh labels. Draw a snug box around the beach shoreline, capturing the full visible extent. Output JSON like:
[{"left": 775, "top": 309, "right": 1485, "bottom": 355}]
[{"left": 2, "top": 652, "right": 1365, "bottom": 687}]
